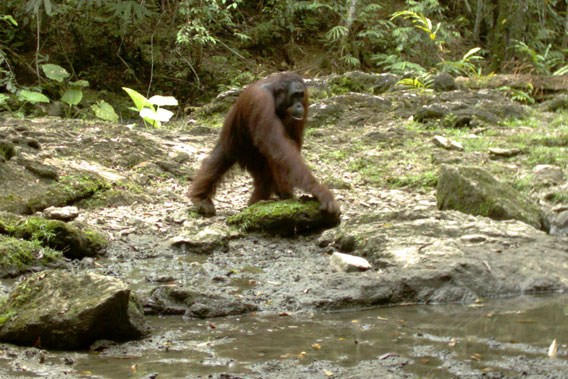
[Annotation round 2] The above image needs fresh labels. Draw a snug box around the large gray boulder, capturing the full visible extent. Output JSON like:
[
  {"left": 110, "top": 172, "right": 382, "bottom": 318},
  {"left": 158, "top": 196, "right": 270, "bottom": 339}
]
[
  {"left": 144, "top": 286, "right": 258, "bottom": 317},
  {"left": 227, "top": 198, "right": 340, "bottom": 236},
  {"left": 0, "top": 271, "right": 150, "bottom": 349},
  {"left": 436, "top": 165, "right": 547, "bottom": 231}
]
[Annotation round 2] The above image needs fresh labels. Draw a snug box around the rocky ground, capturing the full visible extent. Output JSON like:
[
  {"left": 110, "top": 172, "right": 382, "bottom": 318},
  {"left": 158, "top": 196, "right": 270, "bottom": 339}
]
[{"left": 1, "top": 72, "right": 568, "bottom": 377}]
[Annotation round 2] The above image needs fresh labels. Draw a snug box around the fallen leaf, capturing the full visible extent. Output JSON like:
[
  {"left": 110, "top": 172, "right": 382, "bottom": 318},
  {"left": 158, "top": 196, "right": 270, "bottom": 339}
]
[
  {"left": 548, "top": 339, "right": 558, "bottom": 357},
  {"left": 515, "top": 319, "right": 535, "bottom": 324},
  {"left": 323, "top": 369, "right": 334, "bottom": 376},
  {"left": 379, "top": 353, "right": 398, "bottom": 360}
]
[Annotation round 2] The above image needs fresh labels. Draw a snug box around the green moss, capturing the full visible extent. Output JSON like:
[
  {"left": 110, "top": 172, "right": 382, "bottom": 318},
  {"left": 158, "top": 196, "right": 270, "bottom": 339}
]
[
  {"left": 197, "top": 113, "right": 225, "bottom": 129},
  {"left": 12, "top": 217, "right": 60, "bottom": 242},
  {"left": 0, "top": 194, "right": 22, "bottom": 214},
  {"left": 0, "top": 235, "right": 62, "bottom": 277},
  {"left": 0, "top": 213, "right": 18, "bottom": 234},
  {"left": 0, "top": 310, "right": 14, "bottom": 328},
  {"left": 77, "top": 181, "right": 144, "bottom": 208},
  {"left": 228, "top": 199, "right": 318, "bottom": 225},
  {"left": 84, "top": 230, "right": 108, "bottom": 251},
  {"left": 25, "top": 173, "right": 110, "bottom": 213},
  {"left": 329, "top": 76, "right": 373, "bottom": 96},
  {"left": 0, "top": 214, "right": 107, "bottom": 259},
  {"left": 227, "top": 198, "right": 340, "bottom": 235},
  {"left": 437, "top": 166, "right": 544, "bottom": 229},
  {"left": 386, "top": 170, "right": 438, "bottom": 190},
  {"left": 307, "top": 87, "right": 332, "bottom": 102},
  {"left": 0, "top": 141, "right": 15, "bottom": 161},
  {"left": 0, "top": 272, "right": 45, "bottom": 327}
]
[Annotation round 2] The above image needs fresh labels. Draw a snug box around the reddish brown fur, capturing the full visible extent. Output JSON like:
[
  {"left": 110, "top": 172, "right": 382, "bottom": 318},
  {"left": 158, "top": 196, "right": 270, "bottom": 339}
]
[{"left": 190, "top": 72, "right": 339, "bottom": 216}]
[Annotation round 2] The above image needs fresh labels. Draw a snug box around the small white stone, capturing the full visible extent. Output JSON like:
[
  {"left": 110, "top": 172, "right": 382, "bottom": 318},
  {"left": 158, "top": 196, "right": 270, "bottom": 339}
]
[
  {"left": 432, "top": 136, "right": 463, "bottom": 151},
  {"left": 432, "top": 135, "right": 450, "bottom": 148},
  {"left": 330, "top": 252, "right": 371, "bottom": 273},
  {"left": 449, "top": 140, "right": 464, "bottom": 151},
  {"left": 43, "top": 206, "right": 79, "bottom": 221},
  {"left": 488, "top": 147, "right": 521, "bottom": 157}
]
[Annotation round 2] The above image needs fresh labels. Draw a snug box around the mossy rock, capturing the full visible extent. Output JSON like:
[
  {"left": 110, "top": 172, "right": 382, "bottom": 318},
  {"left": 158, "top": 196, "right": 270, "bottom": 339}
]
[
  {"left": 328, "top": 71, "right": 399, "bottom": 95},
  {"left": 0, "top": 213, "right": 107, "bottom": 259},
  {"left": 0, "top": 235, "right": 63, "bottom": 278},
  {"left": 437, "top": 165, "right": 547, "bottom": 231},
  {"left": 0, "top": 270, "right": 150, "bottom": 348},
  {"left": 227, "top": 198, "right": 340, "bottom": 236},
  {"left": 24, "top": 174, "right": 110, "bottom": 214}
]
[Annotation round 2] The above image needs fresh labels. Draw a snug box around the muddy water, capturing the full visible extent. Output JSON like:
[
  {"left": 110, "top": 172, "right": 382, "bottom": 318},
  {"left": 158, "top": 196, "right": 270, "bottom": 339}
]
[{"left": 1, "top": 294, "right": 567, "bottom": 378}]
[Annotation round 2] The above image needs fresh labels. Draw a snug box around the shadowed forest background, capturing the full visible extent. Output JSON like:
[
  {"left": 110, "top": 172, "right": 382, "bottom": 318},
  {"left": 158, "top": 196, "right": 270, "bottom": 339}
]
[{"left": 2, "top": 0, "right": 568, "bottom": 118}]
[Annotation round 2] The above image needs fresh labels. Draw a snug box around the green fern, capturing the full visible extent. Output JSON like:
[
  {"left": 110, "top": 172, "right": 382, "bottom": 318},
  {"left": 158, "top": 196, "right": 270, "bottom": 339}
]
[{"left": 326, "top": 25, "right": 349, "bottom": 43}]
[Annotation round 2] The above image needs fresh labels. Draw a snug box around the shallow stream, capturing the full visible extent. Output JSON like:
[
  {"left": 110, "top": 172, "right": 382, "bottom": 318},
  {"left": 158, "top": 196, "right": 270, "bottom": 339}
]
[{"left": 1, "top": 294, "right": 567, "bottom": 378}]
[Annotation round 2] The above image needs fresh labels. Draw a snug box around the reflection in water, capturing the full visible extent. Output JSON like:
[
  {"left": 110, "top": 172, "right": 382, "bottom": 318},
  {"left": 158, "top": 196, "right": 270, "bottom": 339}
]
[{"left": 2, "top": 294, "right": 568, "bottom": 378}]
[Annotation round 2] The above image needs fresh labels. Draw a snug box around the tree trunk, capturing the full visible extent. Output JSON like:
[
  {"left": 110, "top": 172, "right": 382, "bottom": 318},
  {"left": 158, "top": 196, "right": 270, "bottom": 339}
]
[
  {"left": 488, "top": 0, "right": 528, "bottom": 71},
  {"left": 488, "top": 0, "right": 508, "bottom": 71},
  {"left": 473, "top": 0, "right": 483, "bottom": 43},
  {"left": 563, "top": 0, "right": 568, "bottom": 48},
  {"left": 341, "top": 0, "right": 359, "bottom": 53}
]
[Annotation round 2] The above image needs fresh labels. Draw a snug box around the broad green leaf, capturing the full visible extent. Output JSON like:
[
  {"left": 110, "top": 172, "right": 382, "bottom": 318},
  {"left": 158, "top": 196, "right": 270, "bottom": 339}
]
[
  {"left": 148, "top": 95, "right": 178, "bottom": 107},
  {"left": 0, "top": 93, "right": 9, "bottom": 105},
  {"left": 123, "top": 87, "right": 153, "bottom": 112},
  {"left": 61, "top": 87, "right": 83, "bottom": 106},
  {"left": 43, "top": 0, "right": 53, "bottom": 16},
  {"left": 554, "top": 65, "right": 568, "bottom": 76},
  {"left": 463, "top": 47, "right": 482, "bottom": 61},
  {"left": 41, "top": 64, "right": 70, "bottom": 82},
  {"left": 18, "top": 90, "right": 50, "bottom": 104},
  {"left": 1, "top": 15, "right": 18, "bottom": 26},
  {"left": 140, "top": 107, "right": 174, "bottom": 122},
  {"left": 91, "top": 100, "right": 119, "bottom": 122},
  {"left": 69, "top": 80, "right": 89, "bottom": 88}
]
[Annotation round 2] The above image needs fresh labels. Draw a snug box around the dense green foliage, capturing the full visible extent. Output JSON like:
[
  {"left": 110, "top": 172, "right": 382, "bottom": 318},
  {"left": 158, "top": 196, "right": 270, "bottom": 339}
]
[{"left": 1, "top": 0, "right": 568, "bottom": 117}]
